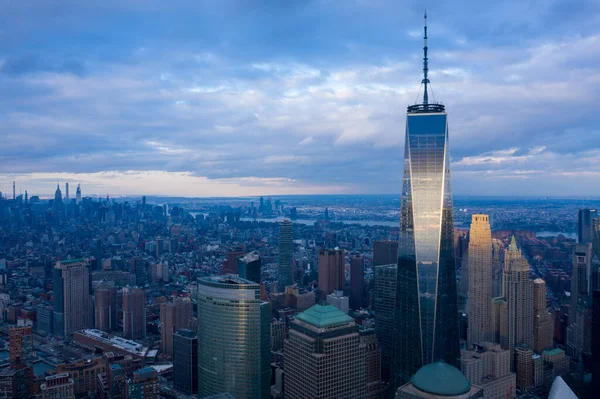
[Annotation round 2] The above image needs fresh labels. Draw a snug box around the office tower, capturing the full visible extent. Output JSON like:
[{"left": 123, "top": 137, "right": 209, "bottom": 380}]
[
  {"left": 76, "top": 183, "right": 81, "bottom": 204},
  {"left": 533, "top": 354, "right": 544, "bottom": 388},
  {"left": 53, "top": 259, "right": 93, "bottom": 338},
  {"left": 284, "top": 302, "right": 366, "bottom": 398},
  {"left": 238, "top": 251, "right": 261, "bottom": 284},
  {"left": 130, "top": 257, "right": 147, "bottom": 287},
  {"left": 492, "top": 239, "right": 505, "bottom": 298},
  {"left": 12, "top": 180, "right": 15, "bottom": 200},
  {"left": 160, "top": 297, "right": 193, "bottom": 357},
  {"left": 318, "top": 248, "right": 345, "bottom": 297},
  {"left": 515, "top": 344, "right": 533, "bottom": 390},
  {"left": 24, "top": 190, "right": 27, "bottom": 204},
  {"left": 396, "top": 362, "right": 483, "bottom": 399},
  {"left": 65, "top": 182, "right": 69, "bottom": 201},
  {"left": 468, "top": 214, "right": 493, "bottom": 346},
  {"left": 500, "top": 237, "right": 534, "bottom": 363},
  {"left": 461, "top": 342, "right": 516, "bottom": 399},
  {"left": 350, "top": 253, "right": 365, "bottom": 309},
  {"left": 374, "top": 264, "right": 397, "bottom": 383},
  {"left": 95, "top": 287, "right": 117, "bottom": 332},
  {"left": 126, "top": 368, "right": 159, "bottom": 399},
  {"left": 394, "top": 13, "right": 459, "bottom": 388},
  {"left": 9, "top": 325, "right": 33, "bottom": 366},
  {"left": 592, "top": 290, "right": 600, "bottom": 388},
  {"left": 373, "top": 240, "right": 398, "bottom": 266},
  {"left": 53, "top": 183, "right": 64, "bottom": 220},
  {"left": 533, "top": 278, "right": 554, "bottom": 353},
  {"left": 567, "top": 243, "right": 592, "bottom": 359},
  {"left": 123, "top": 287, "right": 146, "bottom": 340},
  {"left": 578, "top": 208, "right": 597, "bottom": 244},
  {"left": 173, "top": 329, "right": 198, "bottom": 395},
  {"left": 591, "top": 219, "right": 600, "bottom": 291},
  {"left": 41, "top": 373, "right": 75, "bottom": 399},
  {"left": 197, "top": 276, "right": 270, "bottom": 399},
  {"left": 37, "top": 305, "right": 54, "bottom": 334},
  {"left": 361, "top": 329, "right": 387, "bottom": 398},
  {"left": 278, "top": 220, "right": 294, "bottom": 288}
]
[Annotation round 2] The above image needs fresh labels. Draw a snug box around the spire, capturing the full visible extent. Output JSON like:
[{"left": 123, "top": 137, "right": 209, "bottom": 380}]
[
  {"left": 508, "top": 235, "right": 518, "bottom": 252},
  {"left": 422, "top": 10, "right": 429, "bottom": 105}
]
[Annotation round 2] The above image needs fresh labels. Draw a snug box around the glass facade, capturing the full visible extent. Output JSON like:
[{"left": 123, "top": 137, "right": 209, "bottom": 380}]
[
  {"left": 394, "top": 111, "right": 459, "bottom": 387},
  {"left": 197, "top": 276, "right": 270, "bottom": 399}
]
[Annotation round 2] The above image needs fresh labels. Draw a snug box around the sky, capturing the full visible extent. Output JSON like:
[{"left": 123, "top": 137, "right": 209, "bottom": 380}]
[{"left": 2, "top": 0, "right": 600, "bottom": 198}]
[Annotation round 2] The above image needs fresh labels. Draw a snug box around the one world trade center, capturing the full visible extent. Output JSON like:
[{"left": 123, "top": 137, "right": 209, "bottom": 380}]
[{"left": 393, "top": 12, "right": 460, "bottom": 389}]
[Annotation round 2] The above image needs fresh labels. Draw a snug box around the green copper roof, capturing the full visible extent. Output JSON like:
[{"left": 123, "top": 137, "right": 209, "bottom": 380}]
[
  {"left": 542, "top": 348, "right": 565, "bottom": 357},
  {"left": 508, "top": 235, "right": 518, "bottom": 252},
  {"left": 411, "top": 362, "right": 471, "bottom": 396},
  {"left": 295, "top": 302, "right": 353, "bottom": 328}
]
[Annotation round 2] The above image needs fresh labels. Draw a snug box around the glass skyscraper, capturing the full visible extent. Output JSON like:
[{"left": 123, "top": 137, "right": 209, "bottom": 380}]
[{"left": 393, "top": 12, "right": 460, "bottom": 388}]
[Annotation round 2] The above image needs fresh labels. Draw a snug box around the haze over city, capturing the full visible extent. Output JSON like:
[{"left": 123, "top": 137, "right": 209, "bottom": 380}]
[{"left": 2, "top": 0, "right": 600, "bottom": 197}]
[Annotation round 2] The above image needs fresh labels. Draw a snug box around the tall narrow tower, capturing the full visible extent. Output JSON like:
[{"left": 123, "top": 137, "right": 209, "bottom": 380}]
[
  {"left": 278, "top": 220, "right": 294, "bottom": 289},
  {"left": 467, "top": 214, "right": 493, "bottom": 346},
  {"left": 394, "top": 12, "right": 459, "bottom": 388},
  {"left": 65, "top": 182, "right": 69, "bottom": 201}
]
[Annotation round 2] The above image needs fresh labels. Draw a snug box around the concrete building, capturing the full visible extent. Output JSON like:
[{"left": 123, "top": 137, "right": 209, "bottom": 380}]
[
  {"left": 350, "top": 253, "right": 365, "bottom": 309},
  {"left": 53, "top": 259, "right": 93, "bottom": 338},
  {"left": 514, "top": 345, "right": 533, "bottom": 391},
  {"left": 160, "top": 297, "right": 193, "bottom": 357},
  {"left": 460, "top": 342, "right": 515, "bottom": 399},
  {"left": 173, "top": 329, "right": 198, "bottom": 395},
  {"left": 197, "top": 276, "right": 270, "bottom": 399},
  {"left": 396, "top": 362, "right": 483, "bottom": 398},
  {"left": 126, "top": 367, "right": 159, "bottom": 399},
  {"left": 318, "top": 248, "right": 345, "bottom": 298},
  {"left": 326, "top": 289, "right": 350, "bottom": 313},
  {"left": 533, "top": 278, "right": 553, "bottom": 353},
  {"left": 284, "top": 302, "right": 366, "bottom": 399},
  {"left": 541, "top": 348, "right": 569, "bottom": 378},
  {"left": 9, "top": 325, "right": 33, "bottom": 366},
  {"left": 40, "top": 373, "right": 75, "bottom": 399},
  {"left": 567, "top": 243, "right": 592, "bottom": 359},
  {"left": 491, "top": 239, "right": 505, "bottom": 298},
  {"left": 95, "top": 287, "right": 118, "bottom": 333},
  {"left": 123, "top": 287, "right": 146, "bottom": 340},
  {"left": 467, "top": 214, "right": 493, "bottom": 346}
]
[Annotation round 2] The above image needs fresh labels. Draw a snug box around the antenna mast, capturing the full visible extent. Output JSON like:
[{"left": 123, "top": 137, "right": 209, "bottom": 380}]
[{"left": 422, "top": 10, "right": 429, "bottom": 106}]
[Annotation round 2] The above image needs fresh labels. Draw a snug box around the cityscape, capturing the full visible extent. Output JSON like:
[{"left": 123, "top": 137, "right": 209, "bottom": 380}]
[{"left": 1, "top": 2, "right": 600, "bottom": 399}]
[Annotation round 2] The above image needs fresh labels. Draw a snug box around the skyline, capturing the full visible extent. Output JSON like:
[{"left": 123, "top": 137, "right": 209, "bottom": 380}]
[{"left": 2, "top": 1, "right": 600, "bottom": 196}]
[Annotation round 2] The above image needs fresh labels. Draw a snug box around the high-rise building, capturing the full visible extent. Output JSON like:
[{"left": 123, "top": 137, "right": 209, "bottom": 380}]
[
  {"left": 65, "top": 182, "right": 69, "bottom": 201},
  {"left": 238, "top": 251, "right": 261, "bottom": 284},
  {"left": 126, "top": 368, "right": 159, "bottom": 399},
  {"left": 515, "top": 344, "right": 533, "bottom": 390},
  {"left": 394, "top": 13, "right": 459, "bottom": 388},
  {"left": 278, "top": 220, "right": 294, "bottom": 288},
  {"left": 374, "top": 264, "right": 397, "bottom": 383},
  {"left": 173, "top": 329, "right": 198, "bottom": 395},
  {"left": 9, "top": 325, "right": 33, "bottom": 366},
  {"left": 318, "top": 248, "right": 345, "bottom": 298},
  {"left": 567, "top": 243, "right": 592, "bottom": 359},
  {"left": 223, "top": 247, "right": 244, "bottom": 275},
  {"left": 467, "top": 214, "right": 493, "bottom": 346},
  {"left": 592, "top": 290, "right": 600, "bottom": 388},
  {"left": 570, "top": 243, "right": 592, "bottom": 315},
  {"left": 361, "top": 329, "right": 387, "bottom": 398},
  {"left": 533, "top": 278, "right": 554, "bottom": 353},
  {"left": 461, "top": 342, "right": 516, "bottom": 399},
  {"left": 492, "top": 239, "right": 505, "bottom": 298},
  {"left": 53, "top": 259, "right": 93, "bottom": 338},
  {"left": 284, "top": 302, "right": 366, "bottom": 399},
  {"left": 499, "top": 237, "right": 534, "bottom": 365},
  {"left": 591, "top": 218, "right": 600, "bottom": 292},
  {"left": 373, "top": 240, "right": 398, "bottom": 266},
  {"left": 160, "top": 297, "right": 193, "bottom": 357},
  {"left": 123, "top": 287, "right": 146, "bottom": 340},
  {"left": 541, "top": 348, "right": 569, "bottom": 378},
  {"left": 578, "top": 208, "right": 597, "bottom": 244},
  {"left": 76, "top": 183, "right": 82, "bottom": 204},
  {"left": 95, "top": 287, "right": 118, "bottom": 332},
  {"left": 350, "top": 253, "right": 365, "bottom": 309},
  {"left": 197, "top": 276, "right": 270, "bottom": 399},
  {"left": 40, "top": 373, "right": 75, "bottom": 399},
  {"left": 12, "top": 180, "right": 15, "bottom": 200},
  {"left": 130, "top": 257, "right": 147, "bottom": 287}
]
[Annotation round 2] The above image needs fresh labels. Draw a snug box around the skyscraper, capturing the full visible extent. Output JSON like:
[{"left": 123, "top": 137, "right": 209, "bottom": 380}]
[
  {"left": 394, "top": 12, "right": 459, "bottom": 387},
  {"left": 570, "top": 243, "right": 592, "bottom": 314},
  {"left": 53, "top": 259, "right": 93, "bottom": 338},
  {"left": 373, "top": 240, "right": 398, "bottom": 266},
  {"left": 173, "top": 329, "right": 198, "bottom": 395},
  {"left": 278, "top": 220, "right": 294, "bottom": 288},
  {"left": 284, "top": 302, "right": 366, "bottom": 398},
  {"left": 318, "top": 248, "right": 345, "bottom": 298},
  {"left": 499, "top": 237, "right": 534, "bottom": 365},
  {"left": 160, "top": 297, "right": 193, "bottom": 357},
  {"left": 374, "top": 264, "right": 397, "bottom": 383},
  {"left": 492, "top": 239, "right": 505, "bottom": 298},
  {"left": 95, "top": 287, "right": 118, "bottom": 333},
  {"left": 76, "top": 183, "right": 82, "bottom": 204},
  {"left": 350, "top": 253, "right": 365, "bottom": 309},
  {"left": 123, "top": 287, "right": 146, "bottom": 340},
  {"left": 533, "top": 278, "right": 554, "bottom": 353},
  {"left": 197, "top": 276, "right": 270, "bottom": 399},
  {"left": 12, "top": 180, "right": 15, "bottom": 200},
  {"left": 65, "top": 182, "right": 69, "bottom": 201},
  {"left": 130, "top": 257, "right": 147, "bottom": 287},
  {"left": 238, "top": 251, "right": 261, "bottom": 284},
  {"left": 578, "top": 208, "right": 597, "bottom": 244},
  {"left": 467, "top": 214, "right": 493, "bottom": 346}
]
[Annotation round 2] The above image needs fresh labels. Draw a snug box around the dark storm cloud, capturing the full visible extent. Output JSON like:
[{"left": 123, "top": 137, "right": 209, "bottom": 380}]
[{"left": 1, "top": 0, "right": 600, "bottom": 196}]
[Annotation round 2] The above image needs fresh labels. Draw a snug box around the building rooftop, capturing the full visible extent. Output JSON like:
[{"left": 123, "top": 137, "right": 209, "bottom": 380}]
[
  {"left": 542, "top": 348, "right": 565, "bottom": 357},
  {"left": 295, "top": 302, "right": 353, "bottom": 329},
  {"left": 411, "top": 362, "right": 471, "bottom": 397}
]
